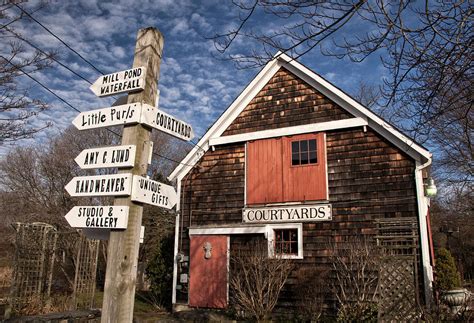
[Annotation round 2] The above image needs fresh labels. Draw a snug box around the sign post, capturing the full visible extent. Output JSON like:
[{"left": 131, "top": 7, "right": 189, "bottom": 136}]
[{"left": 101, "top": 28, "right": 164, "bottom": 323}]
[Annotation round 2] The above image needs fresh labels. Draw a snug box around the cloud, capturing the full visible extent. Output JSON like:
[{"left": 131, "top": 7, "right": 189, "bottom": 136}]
[{"left": 0, "top": 0, "right": 388, "bottom": 160}]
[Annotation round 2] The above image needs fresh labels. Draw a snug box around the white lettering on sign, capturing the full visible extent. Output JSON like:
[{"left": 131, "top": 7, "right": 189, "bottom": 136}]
[
  {"left": 65, "top": 206, "right": 129, "bottom": 229},
  {"left": 75, "top": 145, "right": 136, "bottom": 169},
  {"left": 72, "top": 103, "right": 142, "bottom": 130},
  {"left": 131, "top": 175, "right": 177, "bottom": 210},
  {"left": 65, "top": 173, "right": 132, "bottom": 197},
  {"left": 90, "top": 67, "right": 146, "bottom": 97},
  {"left": 242, "top": 204, "right": 332, "bottom": 223},
  {"left": 141, "top": 105, "right": 194, "bottom": 141}
]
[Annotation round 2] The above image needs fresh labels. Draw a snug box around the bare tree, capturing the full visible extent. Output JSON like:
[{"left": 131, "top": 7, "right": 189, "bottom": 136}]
[
  {"left": 213, "top": 1, "right": 473, "bottom": 187},
  {"left": 0, "top": 2, "right": 55, "bottom": 144},
  {"left": 229, "top": 240, "right": 294, "bottom": 321}
]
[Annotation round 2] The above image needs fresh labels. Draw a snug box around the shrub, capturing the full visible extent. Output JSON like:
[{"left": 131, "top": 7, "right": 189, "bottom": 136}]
[
  {"left": 145, "top": 233, "right": 174, "bottom": 309},
  {"left": 435, "top": 248, "right": 461, "bottom": 291},
  {"left": 229, "top": 240, "right": 294, "bottom": 321}
]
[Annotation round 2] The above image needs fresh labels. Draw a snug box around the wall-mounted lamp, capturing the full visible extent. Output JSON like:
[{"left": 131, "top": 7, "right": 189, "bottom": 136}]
[{"left": 425, "top": 177, "right": 437, "bottom": 197}]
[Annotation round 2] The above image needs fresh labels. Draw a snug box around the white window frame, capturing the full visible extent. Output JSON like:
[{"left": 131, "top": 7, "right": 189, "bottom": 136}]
[{"left": 267, "top": 223, "right": 303, "bottom": 259}]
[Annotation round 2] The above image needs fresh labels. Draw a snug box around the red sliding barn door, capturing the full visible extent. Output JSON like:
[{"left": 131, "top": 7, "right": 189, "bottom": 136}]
[{"left": 246, "top": 133, "right": 327, "bottom": 205}]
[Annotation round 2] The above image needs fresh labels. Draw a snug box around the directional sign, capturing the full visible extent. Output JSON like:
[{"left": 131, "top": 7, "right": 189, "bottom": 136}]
[
  {"left": 65, "top": 206, "right": 129, "bottom": 229},
  {"left": 90, "top": 66, "right": 146, "bottom": 97},
  {"left": 72, "top": 103, "right": 142, "bottom": 130},
  {"left": 65, "top": 173, "right": 132, "bottom": 197},
  {"left": 131, "top": 175, "right": 178, "bottom": 209},
  {"left": 141, "top": 104, "right": 194, "bottom": 141},
  {"left": 75, "top": 145, "right": 136, "bottom": 169}
]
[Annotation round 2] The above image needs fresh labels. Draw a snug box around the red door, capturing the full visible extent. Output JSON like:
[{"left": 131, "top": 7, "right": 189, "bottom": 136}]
[{"left": 189, "top": 235, "right": 228, "bottom": 308}]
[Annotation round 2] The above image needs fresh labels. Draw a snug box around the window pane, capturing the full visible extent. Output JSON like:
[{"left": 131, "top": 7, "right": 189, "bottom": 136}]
[
  {"left": 274, "top": 229, "right": 298, "bottom": 256},
  {"left": 309, "top": 151, "right": 317, "bottom": 164},
  {"left": 291, "top": 141, "right": 299, "bottom": 154},
  {"left": 300, "top": 140, "right": 308, "bottom": 152},
  {"left": 301, "top": 151, "right": 308, "bottom": 165},
  {"left": 309, "top": 139, "right": 316, "bottom": 151},
  {"left": 292, "top": 153, "right": 300, "bottom": 165}
]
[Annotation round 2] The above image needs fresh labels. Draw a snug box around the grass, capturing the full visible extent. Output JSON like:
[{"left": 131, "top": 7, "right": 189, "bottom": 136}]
[{"left": 93, "top": 291, "right": 166, "bottom": 314}]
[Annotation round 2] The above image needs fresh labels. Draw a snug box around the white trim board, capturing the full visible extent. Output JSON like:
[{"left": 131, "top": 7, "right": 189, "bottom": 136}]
[
  {"left": 188, "top": 223, "right": 304, "bottom": 260},
  {"left": 189, "top": 225, "right": 267, "bottom": 236},
  {"left": 209, "top": 118, "right": 367, "bottom": 146},
  {"left": 169, "top": 52, "right": 431, "bottom": 182}
]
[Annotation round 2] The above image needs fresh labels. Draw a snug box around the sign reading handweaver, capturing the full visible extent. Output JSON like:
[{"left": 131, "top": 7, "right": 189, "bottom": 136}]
[
  {"left": 75, "top": 145, "right": 136, "bottom": 169},
  {"left": 90, "top": 67, "right": 146, "bottom": 97},
  {"left": 72, "top": 103, "right": 142, "bottom": 130},
  {"left": 65, "top": 173, "right": 132, "bottom": 197},
  {"left": 65, "top": 206, "right": 129, "bottom": 229},
  {"left": 141, "top": 105, "right": 194, "bottom": 141},
  {"left": 131, "top": 175, "right": 178, "bottom": 210}
]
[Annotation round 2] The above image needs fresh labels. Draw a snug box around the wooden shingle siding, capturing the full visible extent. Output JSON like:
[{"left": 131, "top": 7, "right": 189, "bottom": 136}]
[
  {"left": 180, "top": 144, "right": 245, "bottom": 228},
  {"left": 223, "top": 68, "right": 353, "bottom": 136}
]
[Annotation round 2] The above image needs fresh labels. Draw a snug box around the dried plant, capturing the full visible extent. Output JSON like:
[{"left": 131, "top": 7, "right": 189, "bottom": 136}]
[
  {"left": 229, "top": 240, "right": 294, "bottom": 321},
  {"left": 330, "top": 237, "right": 380, "bottom": 322}
]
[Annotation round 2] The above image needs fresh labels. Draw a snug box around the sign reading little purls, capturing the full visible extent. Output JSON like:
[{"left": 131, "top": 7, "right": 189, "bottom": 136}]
[
  {"left": 242, "top": 204, "right": 332, "bottom": 223},
  {"left": 72, "top": 103, "right": 142, "bottom": 130}
]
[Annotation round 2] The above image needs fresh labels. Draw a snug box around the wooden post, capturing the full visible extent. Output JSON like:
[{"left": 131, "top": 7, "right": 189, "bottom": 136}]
[{"left": 101, "top": 27, "right": 164, "bottom": 323}]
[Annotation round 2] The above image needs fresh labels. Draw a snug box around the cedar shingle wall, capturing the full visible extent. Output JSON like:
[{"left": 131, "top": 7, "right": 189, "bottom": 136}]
[{"left": 223, "top": 68, "right": 353, "bottom": 136}]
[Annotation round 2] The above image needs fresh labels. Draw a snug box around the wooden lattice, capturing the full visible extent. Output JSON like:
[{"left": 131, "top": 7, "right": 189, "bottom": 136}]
[
  {"left": 73, "top": 233, "right": 99, "bottom": 309},
  {"left": 8, "top": 222, "right": 58, "bottom": 310},
  {"left": 375, "top": 218, "right": 420, "bottom": 322}
]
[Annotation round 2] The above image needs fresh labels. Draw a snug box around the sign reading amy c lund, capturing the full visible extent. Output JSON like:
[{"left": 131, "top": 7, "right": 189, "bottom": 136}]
[{"left": 242, "top": 204, "right": 332, "bottom": 224}]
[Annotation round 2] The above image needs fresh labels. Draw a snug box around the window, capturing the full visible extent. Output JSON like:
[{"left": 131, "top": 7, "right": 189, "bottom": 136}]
[
  {"left": 291, "top": 139, "right": 317, "bottom": 166},
  {"left": 274, "top": 229, "right": 299, "bottom": 256}
]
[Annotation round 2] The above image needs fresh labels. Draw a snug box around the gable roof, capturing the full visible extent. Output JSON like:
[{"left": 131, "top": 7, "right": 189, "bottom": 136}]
[{"left": 168, "top": 53, "right": 431, "bottom": 181}]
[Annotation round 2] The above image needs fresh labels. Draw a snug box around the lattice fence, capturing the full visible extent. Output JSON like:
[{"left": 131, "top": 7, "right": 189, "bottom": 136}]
[
  {"left": 4, "top": 223, "right": 100, "bottom": 319},
  {"left": 376, "top": 217, "right": 420, "bottom": 322},
  {"left": 72, "top": 233, "right": 99, "bottom": 309},
  {"left": 7, "top": 222, "right": 58, "bottom": 312}
]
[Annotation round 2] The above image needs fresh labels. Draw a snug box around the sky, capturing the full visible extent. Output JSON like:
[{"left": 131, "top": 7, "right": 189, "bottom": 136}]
[{"left": 0, "top": 0, "right": 385, "bottom": 159}]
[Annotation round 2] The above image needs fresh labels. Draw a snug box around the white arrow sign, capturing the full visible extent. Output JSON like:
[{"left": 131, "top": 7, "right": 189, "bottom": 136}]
[
  {"left": 131, "top": 175, "right": 178, "bottom": 209},
  {"left": 65, "top": 206, "right": 129, "bottom": 229},
  {"left": 72, "top": 103, "right": 142, "bottom": 130},
  {"left": 141, "top": 104, "right": 195, "bottom": 141},
  {"left": 90, "top": 66, "right": 146, "bottom": 97},
  {"left": 65, "top": 173, "right": 132, "bottom": 197},
  {"left": 75, "top": 145, "right": 136, "bottom": 169}
]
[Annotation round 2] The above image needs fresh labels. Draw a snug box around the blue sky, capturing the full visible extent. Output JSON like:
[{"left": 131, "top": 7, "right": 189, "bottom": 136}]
[{"left": 1, "top": 0, "right": 385, "bottom": 157}]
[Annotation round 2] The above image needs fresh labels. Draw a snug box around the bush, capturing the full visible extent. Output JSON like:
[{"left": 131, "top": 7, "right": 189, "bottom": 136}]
[
  {"left": 145, "top": 233, "right": 174, "bottom": 309},
  {"left": 435, "top": 248, "right": 461, "bottom": 291}
]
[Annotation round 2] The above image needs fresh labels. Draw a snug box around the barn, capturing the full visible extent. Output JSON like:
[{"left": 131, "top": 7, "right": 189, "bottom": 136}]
[{"left": 167, "top": 53, "right": 435, "bottom": 317}]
